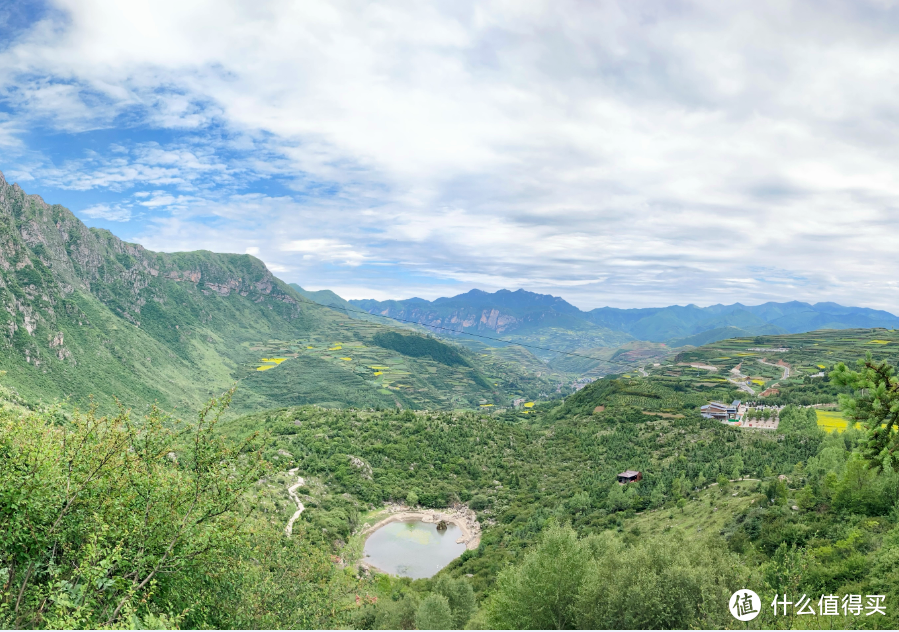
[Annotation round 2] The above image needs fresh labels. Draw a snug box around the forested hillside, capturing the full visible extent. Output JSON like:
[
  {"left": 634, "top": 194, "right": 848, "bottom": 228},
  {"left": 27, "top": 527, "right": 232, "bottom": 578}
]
[
  {"left": 0, "top": 174, "right": 563, "bottom": 414},
  {"left": 6, "top": 325, "right": 899, "bottom": 628}
]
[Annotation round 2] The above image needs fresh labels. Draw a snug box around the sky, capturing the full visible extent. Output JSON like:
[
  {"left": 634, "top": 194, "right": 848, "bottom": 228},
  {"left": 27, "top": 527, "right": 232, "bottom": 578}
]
[{"left": 2, "top": 0, "right": 899, "bottom": 311}]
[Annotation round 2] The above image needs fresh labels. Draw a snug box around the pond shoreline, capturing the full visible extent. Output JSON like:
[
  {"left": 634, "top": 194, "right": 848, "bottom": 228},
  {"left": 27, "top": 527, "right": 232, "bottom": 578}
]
[{"left": 360, "top": 504, "right": 482, "bottom": 551}]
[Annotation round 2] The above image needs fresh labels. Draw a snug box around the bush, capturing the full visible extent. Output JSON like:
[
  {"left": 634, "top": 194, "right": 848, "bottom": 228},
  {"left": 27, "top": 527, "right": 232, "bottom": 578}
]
[
  {"left": 469, "top": 494, "right": 489, "bottom": 511},
  {"left": 415, "top": 594, "right": 453, "bottom": 630}
]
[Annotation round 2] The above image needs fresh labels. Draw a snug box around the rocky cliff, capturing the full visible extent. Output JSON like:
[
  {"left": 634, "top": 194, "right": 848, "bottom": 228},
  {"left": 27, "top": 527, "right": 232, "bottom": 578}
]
[{"left": 0, "top": 171, "right": 317, "bottom": 411}]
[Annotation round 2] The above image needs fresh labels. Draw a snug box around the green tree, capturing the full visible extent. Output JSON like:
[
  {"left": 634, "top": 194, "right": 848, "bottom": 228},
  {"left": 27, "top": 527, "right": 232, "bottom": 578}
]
[
  {"left": 695, "top": 472, "right": 707, "bottom": 490},
  {"left": 486, "top": 522, "right": 588, "bottom": 629},
  {"left": 432, "top": 575, "right": 476, "bottom": 628},
  {"left": 406, "top": 490, "right": 419, "bottom": 506},
  {"left": 485, "top": 523, "right": 745, "bottom": 630},
  {"left": 415, "top": 594, "right": 453, "bottom": 630},
  {"left": 717, "top": 473, "right": 731, "bottom": 495},
  {"left": 606, "top": 484, "right": 631, "bottom": 512},
  {"left": 375, "top": 594, "right": 419, "bottom": 630},
  {"left": 832, "top": 354, "right": 899, "bottom": 470}
]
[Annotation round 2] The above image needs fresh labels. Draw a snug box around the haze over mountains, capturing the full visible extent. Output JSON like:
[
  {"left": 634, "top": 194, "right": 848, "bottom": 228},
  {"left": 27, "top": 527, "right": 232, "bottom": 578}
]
[{"left": 295, "top": 286, "right": 899, "bottom": 351}]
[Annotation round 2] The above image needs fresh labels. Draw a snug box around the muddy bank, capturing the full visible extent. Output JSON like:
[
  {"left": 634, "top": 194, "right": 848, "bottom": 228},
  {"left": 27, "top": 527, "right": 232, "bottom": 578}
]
[{"left": 361, "top": 504, "right": 481, "bottom": 550}]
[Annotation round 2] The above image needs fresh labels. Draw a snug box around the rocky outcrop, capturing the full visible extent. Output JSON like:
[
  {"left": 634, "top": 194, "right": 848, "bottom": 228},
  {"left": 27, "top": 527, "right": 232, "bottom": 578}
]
[
  {"left": 0, "top": 170, "right": 306, "bottom": 365},
  {"left": 348, "top": 455, "right": 373, "bottom": 480}
]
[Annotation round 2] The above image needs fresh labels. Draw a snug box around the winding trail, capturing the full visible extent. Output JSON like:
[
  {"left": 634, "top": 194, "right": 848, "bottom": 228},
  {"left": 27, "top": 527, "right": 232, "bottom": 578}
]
[
  {"left": 284, "top": 467, "right": 305, "bottom": 537},
  {"left": 728, "top": 362, "right": 755, "bottom": 394},
  {"left": 758, "top": 358, "right": 790, "bottom": 380}
]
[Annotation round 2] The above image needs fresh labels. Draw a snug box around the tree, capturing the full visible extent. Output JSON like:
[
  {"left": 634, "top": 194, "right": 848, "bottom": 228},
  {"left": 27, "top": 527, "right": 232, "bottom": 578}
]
[
  {"left": 415, "top": 594, "right": 453, "bottom": 630},
  {"left": 717, "top": 473, "right": 731, "bottom": 495},
  {"left": 695, "top": 472, "right": 707, "bottom": 490},
  {"left": 485, "top": 523, "right": 746, "bottom": 630},
  {"left": 406, "top": 490, "right": 419, "bottom": 506},
  {"left": 606, "top": 484, "right": 631, "bottom": 512},
  {"left": 832, "top": 354, "right": 899, "bottom": 470},
  {"left": 469, "top": 494, "right": 489, "bottom": 511},
  {"left": 374, "top": 594, "right": 419, "bottom": 630},
  {"left": 486, "top": 522, "right": 588, "bottom": 629},
  {"left": 433, "top": 576, "right": 476, "bottom": 628}
]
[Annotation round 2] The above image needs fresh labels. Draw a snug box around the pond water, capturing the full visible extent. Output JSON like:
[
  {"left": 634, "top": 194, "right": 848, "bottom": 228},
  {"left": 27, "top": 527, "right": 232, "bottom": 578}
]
[{"left": 363, "top": 520, "right": 467, "bottom": 579}]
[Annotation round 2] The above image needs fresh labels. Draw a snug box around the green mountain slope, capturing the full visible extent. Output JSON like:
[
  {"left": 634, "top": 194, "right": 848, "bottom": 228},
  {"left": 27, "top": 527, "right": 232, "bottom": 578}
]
[
  {"left": 349, "top": 289, "right": 899, "bottom": 347},
  {"left": 0, "top": 174, "right": 562, "bottom": 413}
]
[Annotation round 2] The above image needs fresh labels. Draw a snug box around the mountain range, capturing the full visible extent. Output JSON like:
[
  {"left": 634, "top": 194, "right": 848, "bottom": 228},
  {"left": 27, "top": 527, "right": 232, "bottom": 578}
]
[{"left": 329, "top": 288, "right": 899, "bottom": 350}]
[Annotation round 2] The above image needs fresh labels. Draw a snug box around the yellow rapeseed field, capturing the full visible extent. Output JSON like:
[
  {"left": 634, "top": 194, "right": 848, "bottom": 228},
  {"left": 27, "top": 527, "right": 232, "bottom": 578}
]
[
  {"left": 868, "top": 340, "right": 891, "bottom": 345},
  {"left": 523, "top": 402, "right": 535, "bottom": 408},
  {"left": 256, "top": 365, "right": 276, "bottom": 372},
  {"left": 816, "top": 409, "right": 851, "bottom": 433}
]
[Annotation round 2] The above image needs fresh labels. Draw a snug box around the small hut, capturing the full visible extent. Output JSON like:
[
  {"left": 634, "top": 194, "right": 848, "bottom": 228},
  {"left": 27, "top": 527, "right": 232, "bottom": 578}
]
[{"left": 617, "top": 470, "right": 642, "bottom": 484}]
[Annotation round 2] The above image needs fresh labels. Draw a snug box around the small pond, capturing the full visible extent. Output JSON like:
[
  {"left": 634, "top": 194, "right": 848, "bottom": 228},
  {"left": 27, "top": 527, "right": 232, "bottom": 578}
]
[{"left": 363, "top": 520, "right": 467, "bottom": 579}]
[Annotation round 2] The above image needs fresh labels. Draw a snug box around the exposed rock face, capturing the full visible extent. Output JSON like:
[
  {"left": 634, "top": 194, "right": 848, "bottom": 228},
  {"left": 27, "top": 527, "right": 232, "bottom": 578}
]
[
  {"left": 0, "top": 170, "right": 311, "bottom": 407},
  {"left": 348, "top": 455, "right": 373, "bottom": 480},
  {"left": 0, "top": 171, "right": 302, "bottom": 350}
]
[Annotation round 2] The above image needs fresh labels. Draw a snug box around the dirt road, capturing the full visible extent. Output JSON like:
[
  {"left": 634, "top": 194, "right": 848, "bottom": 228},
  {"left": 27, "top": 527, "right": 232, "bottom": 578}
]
[{"left": 284, "top": 468, "right": 305, "bottom": 537}]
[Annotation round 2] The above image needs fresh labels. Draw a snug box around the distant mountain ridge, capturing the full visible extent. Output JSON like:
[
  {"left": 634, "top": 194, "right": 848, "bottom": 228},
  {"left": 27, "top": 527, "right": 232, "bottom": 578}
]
[{"left": 333, "top": 288, "right": 899, "bottom": 347}]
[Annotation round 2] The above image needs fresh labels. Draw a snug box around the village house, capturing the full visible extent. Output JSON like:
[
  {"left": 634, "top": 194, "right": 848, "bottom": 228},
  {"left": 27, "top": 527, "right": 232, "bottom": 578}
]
[{"left": 617, "top": 470, "right": 642, "bottom": 484}]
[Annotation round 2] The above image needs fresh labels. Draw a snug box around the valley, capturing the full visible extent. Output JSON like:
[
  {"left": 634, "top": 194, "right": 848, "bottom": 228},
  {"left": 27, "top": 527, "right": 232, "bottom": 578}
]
[{"left": 4, "top": 176, "right": 899, "bottom": 628}]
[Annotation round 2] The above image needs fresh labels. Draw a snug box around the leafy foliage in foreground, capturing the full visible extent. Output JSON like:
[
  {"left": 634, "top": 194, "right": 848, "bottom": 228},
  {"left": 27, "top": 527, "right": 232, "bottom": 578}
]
[{"left": 0, "top": 393, "right": 350, "bottom": 629}]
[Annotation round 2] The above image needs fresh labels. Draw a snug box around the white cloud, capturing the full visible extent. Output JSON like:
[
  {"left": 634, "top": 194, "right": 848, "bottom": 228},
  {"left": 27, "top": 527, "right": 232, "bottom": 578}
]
[
  {"left": 78, "top": 203, "right": 132, "bottom": 222},
  {"left": 282, "top": 238, "right": 367, "bottom": 266},
  {"left": 4, "top": 1, "right": 899, "bottom": 309}
]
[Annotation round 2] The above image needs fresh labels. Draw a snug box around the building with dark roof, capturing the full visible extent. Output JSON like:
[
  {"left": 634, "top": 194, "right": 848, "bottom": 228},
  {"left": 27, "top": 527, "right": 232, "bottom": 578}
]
[
  {"left": 617, "top": 470, "right": 642, "bottom": 484},
  {"left": 700, "top": 400, "right": 742, "bottom": 421}
]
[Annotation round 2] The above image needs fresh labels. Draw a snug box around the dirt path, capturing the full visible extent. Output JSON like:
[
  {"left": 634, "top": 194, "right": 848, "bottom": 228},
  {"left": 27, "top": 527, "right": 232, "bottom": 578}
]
[
  {"left": 758, "top": 358, "right": 790, "bottom": 380},
  {"left": 727, "top": 377, "right": 755, "bottom": 394},
  {"left": 360, "top": 505, "right": 481, "bottom": 550},
  {"left": 679, "top": 362, "right": 718, "bottom": 372},
  {"left": 284, "top": 468, "right": 305, "bottom": 537}
]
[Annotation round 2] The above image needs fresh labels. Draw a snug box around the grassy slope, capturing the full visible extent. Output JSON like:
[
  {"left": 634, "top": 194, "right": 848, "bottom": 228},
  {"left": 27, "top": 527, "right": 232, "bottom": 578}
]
[{"left": 0, "top": 176, "right": 567, "bottom": 415}]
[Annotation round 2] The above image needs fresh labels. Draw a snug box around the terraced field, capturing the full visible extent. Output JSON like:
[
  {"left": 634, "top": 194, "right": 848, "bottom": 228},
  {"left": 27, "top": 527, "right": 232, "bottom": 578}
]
[
  {"left": 652, "top": 328, "right": 899, "bottom": 406},
  {"left": 240, "top": 325, "right": 574, "bottom": 411}
]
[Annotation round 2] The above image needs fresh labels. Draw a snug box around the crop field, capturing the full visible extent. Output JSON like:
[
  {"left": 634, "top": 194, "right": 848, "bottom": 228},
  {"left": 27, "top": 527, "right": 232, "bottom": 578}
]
[
  {"left": 238, "top": 322, "right": 578, "bottom": 411},
  {"left": 656, "top": 328, "right": 899, "bottom": 405},
  {"left": 815, "top": 409, "right": 852, "bottom": 433}
]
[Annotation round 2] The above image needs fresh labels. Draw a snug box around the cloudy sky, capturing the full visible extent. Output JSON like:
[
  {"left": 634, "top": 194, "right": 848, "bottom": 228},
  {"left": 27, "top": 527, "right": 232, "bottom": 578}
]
[{"left": 2, "top": 0, "right": 899, "bottom": 310}]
